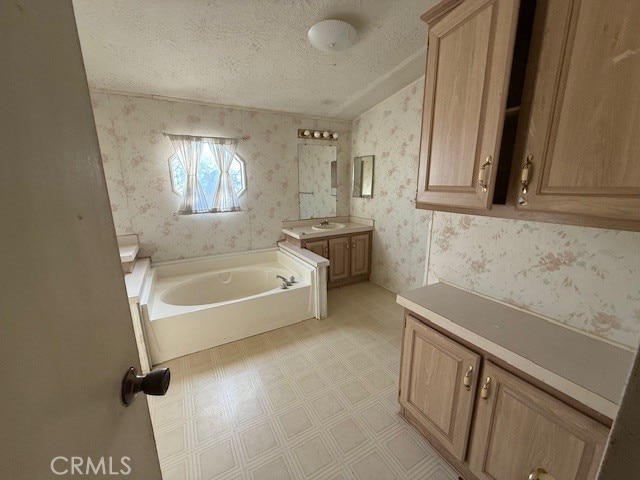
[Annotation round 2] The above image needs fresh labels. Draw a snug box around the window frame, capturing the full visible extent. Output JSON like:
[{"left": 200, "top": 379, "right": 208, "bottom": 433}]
[{"left": 167, "top": 145, "right": 247, "bottom": 201}]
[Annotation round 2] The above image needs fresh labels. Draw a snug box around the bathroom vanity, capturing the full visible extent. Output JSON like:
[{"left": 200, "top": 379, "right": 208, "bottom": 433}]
[
  {"left": 396, "top": 282, "right": 634, "bottom": 480},
  {"left": 282, "top": 217, "right": 373, "bottom": 288}
]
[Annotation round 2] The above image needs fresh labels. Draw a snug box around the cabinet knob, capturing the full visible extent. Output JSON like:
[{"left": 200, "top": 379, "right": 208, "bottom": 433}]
[
  {"left": 352, "top": 242, "right": 356, "bottom": 249},
  {"left": 528, "top": 467, "right": 555, "bottom": 480},
  {"left": 463, "top": 366, "right": 473, "bottom": 391},
  {"left": 520, "top": 155, "right": 533, "bottom": 194},
  {"left": 480, "top": 376, "right": 491, "bottom": 400},
  {"left": 477, "top": 155, "right": 492, "bottom": 192}
]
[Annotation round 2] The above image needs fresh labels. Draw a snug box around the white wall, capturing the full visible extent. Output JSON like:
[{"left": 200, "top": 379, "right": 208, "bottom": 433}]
[
  {"left": 351, "top": 78, "right": 640, "bottom": 349},
  {"left": 92, "top": 92, "right": 351, "bottom": 262}
]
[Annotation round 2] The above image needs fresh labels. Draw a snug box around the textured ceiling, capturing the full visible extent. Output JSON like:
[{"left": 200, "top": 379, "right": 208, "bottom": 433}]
[{"left": 72, "top": 0, "right": 435, "bottom": 119}]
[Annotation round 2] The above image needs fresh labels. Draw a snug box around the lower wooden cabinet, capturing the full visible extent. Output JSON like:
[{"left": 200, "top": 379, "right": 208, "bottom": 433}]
[
  {"left": 350, "top": 233, "right": 370, "bottom": 277},
  {"left": 399, "top": 314, "right": 610, "bottom": 480},
  {"left": 399, "top": 315, "right": 480, "bottom": 460},
  {"left": 328, "top": 236, "right": 350, "bottom": 282},
  {"left": 468, "top": 362, "right": 609, "bottom": 480},
  {"left": 292, "top": 232, "right": 372, "bottom": 288},
  {"left": 304, "top": 239, "right": 328, "bottom": 258}
]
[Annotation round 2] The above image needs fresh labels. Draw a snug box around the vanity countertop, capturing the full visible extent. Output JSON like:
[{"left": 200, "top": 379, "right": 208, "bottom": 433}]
[
  {"left": 397, "top": 282, "right": 635, "bottom": 419},
  {"left": 282, "top": 221, "right": 373, "bottom": 240}
]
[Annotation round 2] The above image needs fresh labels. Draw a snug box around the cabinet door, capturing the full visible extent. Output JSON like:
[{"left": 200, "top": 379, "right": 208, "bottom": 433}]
[
  {"left": 516, "top": 0, "right": 640, "bottom": 223},
  {"left": 328, "top": 236, "right": 350, "bottom": 282},
  {"left": 350, "top": 233, "right": 370, "bottom": 276},
  {"left": 399, "top": 315, "right": 480, "bottom": 460},
  {"left": 305, "top": 239, "right": 328, "bottom": 259},
  {"left": 416, "top": 0, "right": 520, "bottom": 209},
  {"left": 468, "top": 362, "right": 609, "bottom": 480}
]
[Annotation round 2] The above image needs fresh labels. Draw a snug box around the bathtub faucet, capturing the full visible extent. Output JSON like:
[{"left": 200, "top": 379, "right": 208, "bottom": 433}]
[{"left": 276, "top": 275, "right": 292, "bottom": 286}]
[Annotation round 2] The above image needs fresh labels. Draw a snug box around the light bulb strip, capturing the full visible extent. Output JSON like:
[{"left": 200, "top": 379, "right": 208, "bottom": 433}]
[{"left": 297, "top": 129, "right": 339, "bottom": 140}]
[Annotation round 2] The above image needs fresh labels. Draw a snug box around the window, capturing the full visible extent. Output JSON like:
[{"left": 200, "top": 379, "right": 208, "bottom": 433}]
[{"left": 167, "top": 135, "right": 246, "bottom": 214}]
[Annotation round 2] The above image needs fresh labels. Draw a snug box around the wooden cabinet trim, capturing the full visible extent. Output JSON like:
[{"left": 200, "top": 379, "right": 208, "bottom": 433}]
[
  {"left": 415, "top": 202, "right": 640, "bottom": 232},
  {"left": 421, "top": 0, "right": 464, "bottom": 24}
]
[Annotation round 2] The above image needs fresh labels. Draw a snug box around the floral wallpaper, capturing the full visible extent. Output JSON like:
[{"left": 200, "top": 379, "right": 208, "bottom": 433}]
[
  {"left": 351, "top": 79, "right": 432, "bottom": 293},
  {"left": 92, "top": 82, "right": 640, "bottom": 348},
  {"left": 428, "top": 213, "right": 640, "bottom": 348},
  {"left": 298, "top": 144, "right": 337, "bottom": 219},
  {"left": 351, "top": 78, "right": 640, "bottom": 348},
  {"left": 91, "top": 92, "right": 351, "bottom": 262}
]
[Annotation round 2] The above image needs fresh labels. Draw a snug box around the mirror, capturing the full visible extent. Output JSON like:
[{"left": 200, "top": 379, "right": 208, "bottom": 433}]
[
  {"left": 297, "top": 144, "right": 337, "bottom": 219},
  {"left": 353, "top": 155, "right": 374, "bottom": 198}
]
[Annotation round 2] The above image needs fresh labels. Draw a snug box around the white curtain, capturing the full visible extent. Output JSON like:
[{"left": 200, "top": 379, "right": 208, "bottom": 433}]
[
  {"left": 208, "top": 137, "right": 241, "bottom": 212},
  {"left": 168, "top": 135, "right": 208, "bottom": 214}
]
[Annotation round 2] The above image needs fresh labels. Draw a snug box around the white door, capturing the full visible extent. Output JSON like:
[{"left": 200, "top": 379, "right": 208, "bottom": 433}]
[{"left": 0, "top": 1, "right": 162, "bottom": 479}]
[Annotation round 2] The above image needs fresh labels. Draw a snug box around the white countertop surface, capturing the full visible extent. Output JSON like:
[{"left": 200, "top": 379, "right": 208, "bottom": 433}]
[
  {"left": 119, "top": 244, "right": 139, "bottom": 263},
  {"left": 117, "top": 234, "right": 139, "bottom": 263},
  {"left": 278, "top": 241, "right": 330, "bottom": 267},
  {"left": 397, "top": 282, "right": 635, "bottom": 419},
  {"left": 124, "top": 258, "right": 150, "bottom": 304},
  {"left": 283, "top": 222, "right": 373, "bottom": 240}
]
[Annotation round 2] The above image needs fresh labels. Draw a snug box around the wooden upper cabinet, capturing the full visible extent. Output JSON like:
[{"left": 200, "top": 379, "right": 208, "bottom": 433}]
[
  {"left": 400, "top": 315, "right": 480, "bottom": 461},
  {"left": 515, "top": 0, "right": 640, "bottom": 222},
  {"left": 468, "top": 362, "right": 609, "bottom": 480},
  {"left": 417, "top": 0, "right": 520, "bottom": 209}
]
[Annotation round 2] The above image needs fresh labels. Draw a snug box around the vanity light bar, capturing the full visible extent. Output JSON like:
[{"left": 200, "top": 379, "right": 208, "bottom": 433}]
[{"left": 297, "top": 129, "right": 339, "bottom": 140}]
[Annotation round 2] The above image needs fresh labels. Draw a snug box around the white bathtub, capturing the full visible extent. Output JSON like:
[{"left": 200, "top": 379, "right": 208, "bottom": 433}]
[{"left": 141, "top": 248, "right": 318, "bottom": 364}]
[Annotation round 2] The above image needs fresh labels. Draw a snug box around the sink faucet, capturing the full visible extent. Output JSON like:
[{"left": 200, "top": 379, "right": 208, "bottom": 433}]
[
  {"left": 320, "top": 219, "right": 329, "bottom": 225},
  {"left": 276, "top": 275, "right": 292, "bottom": 286}
]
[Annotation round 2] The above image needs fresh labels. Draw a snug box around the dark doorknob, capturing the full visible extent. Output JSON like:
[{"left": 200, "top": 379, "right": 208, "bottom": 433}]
[{"left": 121, "top": 366, "right": 170, "bottom": 406}]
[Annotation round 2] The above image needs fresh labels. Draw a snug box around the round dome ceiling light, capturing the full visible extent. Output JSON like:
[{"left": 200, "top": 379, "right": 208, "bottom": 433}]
[{"left": 308, "top": 19, "right": 357, "bottom": 52}]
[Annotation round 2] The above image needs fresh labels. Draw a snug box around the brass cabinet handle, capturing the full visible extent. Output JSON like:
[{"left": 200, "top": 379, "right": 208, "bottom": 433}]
[
  {"left": 346, "top": 243, "right": 350, "bottom": 249},
  {"left": 528, "top": 467, "right": 555, "bottom": 480},
  {"left": 352, "top": 242, "right": 356, "bottom": 249},
  {"left": 480, "top": 377, "right": 491, "bottom": 400},
  {"left": 521, "top": 155, "right": 533, "bottom": 194},
  {"left": 477, "top": 155, "right": 492, "bottom": 192},
  {"left": 463, "top": 366, "right": 473, "bottom": 391}
]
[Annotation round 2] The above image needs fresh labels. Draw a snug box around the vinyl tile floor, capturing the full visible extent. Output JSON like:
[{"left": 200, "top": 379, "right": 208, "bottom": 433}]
[{"left": 148, "top": 282, "right": 458, "bottom": 480}]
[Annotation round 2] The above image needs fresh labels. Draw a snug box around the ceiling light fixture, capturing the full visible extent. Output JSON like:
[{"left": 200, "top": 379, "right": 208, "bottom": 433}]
[{"left": 308, "top": 19, "right": 357, "bottom": 52}]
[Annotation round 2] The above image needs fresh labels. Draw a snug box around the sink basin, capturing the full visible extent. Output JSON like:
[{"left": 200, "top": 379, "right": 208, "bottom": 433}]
[{"left": 312, "top": 222, "right": 346, "bottom": 231}]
